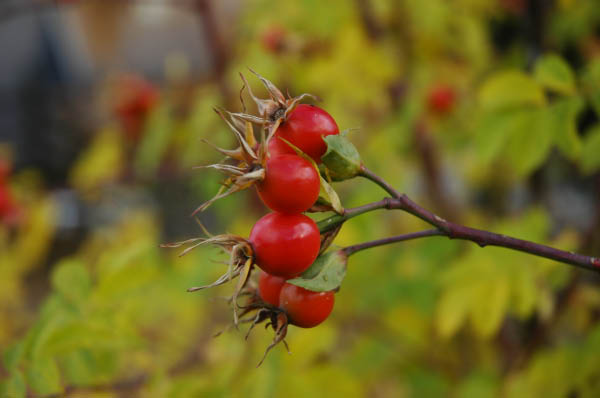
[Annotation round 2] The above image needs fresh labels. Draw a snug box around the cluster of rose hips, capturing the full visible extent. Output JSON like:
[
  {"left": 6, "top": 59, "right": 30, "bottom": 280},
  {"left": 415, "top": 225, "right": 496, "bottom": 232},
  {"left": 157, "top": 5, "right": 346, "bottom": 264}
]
[
  {"left": 252, "top": 103, "right": 339, "bottom": 329},
  {"left": 163, "top": 72, "right": 355, "bottom": 361}
]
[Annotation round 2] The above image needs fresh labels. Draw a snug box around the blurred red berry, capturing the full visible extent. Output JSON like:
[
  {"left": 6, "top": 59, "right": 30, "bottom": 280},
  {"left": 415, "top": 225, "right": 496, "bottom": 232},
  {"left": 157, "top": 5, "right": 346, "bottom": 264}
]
[
  {"left": 261, "top": 25, "right": 287, "bottom": 54},
  {"left": 427, "top": 85, "right": 456, "bottom": 115},
  {"left": 115, "top": 75, "right": 158, "bottom": 142},
  {"left": 0, "top": 183, "right": 20, "bottom": 226}
]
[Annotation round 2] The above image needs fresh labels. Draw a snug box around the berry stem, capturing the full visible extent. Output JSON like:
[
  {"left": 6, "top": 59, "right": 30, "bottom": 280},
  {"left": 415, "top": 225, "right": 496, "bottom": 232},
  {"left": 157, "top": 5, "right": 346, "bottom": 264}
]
[
  {"left": 347, "top": 166, "right": 600, "bottom": 272},
  {"left": 317, "top": 197, "right": 397, "bottom": 233},
  {"left": 342, "top": 229, "right": 443, "bottom": 256}
]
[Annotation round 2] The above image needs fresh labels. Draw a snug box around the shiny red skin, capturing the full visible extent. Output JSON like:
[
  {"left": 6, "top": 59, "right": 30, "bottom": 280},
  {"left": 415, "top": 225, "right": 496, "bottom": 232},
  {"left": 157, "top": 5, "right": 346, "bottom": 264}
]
[
  {"left": 269, "top": 104, "right": 339, "bottom": 163},
  {"left": 427, "top": 85, "right": 456, "bottom": 115},
  {"left": 258, "top": 271, "right": 287, "bottom": 307},
  {"left": 279, "top": 283, "right": 335, "bottom": 328},
  {"left": 257, "top": 154, "right": 320, "bottom": 214},
  {"left": 249, "top": 213, "right": 320, "bottom": 278}
]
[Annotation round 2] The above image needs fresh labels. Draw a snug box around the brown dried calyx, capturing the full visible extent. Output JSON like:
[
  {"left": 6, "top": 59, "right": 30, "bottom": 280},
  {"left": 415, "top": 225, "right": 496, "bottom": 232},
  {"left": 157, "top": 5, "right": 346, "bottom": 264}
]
[
  {"left": 217, "top": 286, "right": 291, "bottom": 368},
  {"left": 161, "top": 233, "right": 255, "bottom": 325},
  {"left": 161, "top": 226, "right": 292, "bottom": 366},
  {"left": 192, "top": 71, "right": 317, "bottom": 214}
]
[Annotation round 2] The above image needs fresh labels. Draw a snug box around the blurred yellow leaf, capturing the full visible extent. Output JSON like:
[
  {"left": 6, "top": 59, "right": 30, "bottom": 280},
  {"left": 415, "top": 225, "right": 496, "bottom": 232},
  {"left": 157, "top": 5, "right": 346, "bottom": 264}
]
[{"left": 70, "top": 128, "right": 124, "bottom": 196}]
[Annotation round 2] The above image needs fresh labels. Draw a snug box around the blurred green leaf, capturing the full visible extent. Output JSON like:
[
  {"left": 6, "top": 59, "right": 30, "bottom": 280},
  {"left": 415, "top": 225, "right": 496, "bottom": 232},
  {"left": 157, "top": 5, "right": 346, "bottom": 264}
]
[
  {"left": 436, "top": 283, "right": 473, "bottom": 339},
  {"left": 61, "top": 350, "right": 96, "bottom": 386},
  {"left": 546, "top": 96, "right": 583, "bottom": 160},
  {"left": 26, "top": 356, "right": 62, "bottom": 396},
  {"left": 475, "top": 110, "right": 520, "bottom": 165},
  {"left": 479, "top": 71, "right": 545, "bottom": 110},
  {"left": 3, "top": 342, "right": 25, "bottom": 372},
  {"left": 456, "top": 370, "right": 499, "bottom": 398},
  {"left": 503, "top": 108, "right": 553, "bottom": 177},
  {"left": 470, "top": 276, "right": 509, "bottom": 338},
  {"left": 534, "top": 54, "right": 576, "bottom": 95},
  {"left": 582, "top": 58, "right": 600, "bottom": 117},
  {"left": 38, "top": 321, "right": 123, "bottom": 357},
  {"left": 0, "top": 370, "right": 26, "bottom": 398},
  {"left": 135, "top": 104, "right": 173, "bottom": 177},
  {"left": 51, "top": 259, "right": 91, "bottom": 304},
  {"left": 581, "top": 125, "right": 600, "bottom": 173}
]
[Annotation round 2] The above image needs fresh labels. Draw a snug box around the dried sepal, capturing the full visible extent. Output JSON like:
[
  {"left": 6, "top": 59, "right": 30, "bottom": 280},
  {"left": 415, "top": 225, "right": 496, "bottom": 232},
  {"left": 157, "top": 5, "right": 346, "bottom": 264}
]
[
  {"left": 238, "top": 70, "right": 317, "bottom": 129},
  {"left": 319, "top": 224, "right": 342, "bottom": 255},
  {"left": 231, "top": 257, "right": 254, "bottom": 324},
  {"left": 207, "top": 277, "right": 292, "bottom": 366},
  {"left": 200, "top": 139, "right": 246, "bottom": 161},
  {"left": 192, "top": 107, "right": 271, "bottom": 213},
  {"left": 244, "top": 307, "right": 271, "bottom": 340},
  {"left": 257, "top": 312, "right": 290, "bottom": 367},
  {"left": 161, "top": 233, "right": 253, "bottom": 293},
  {"left": 192, "top": 167, "right": 265, "bottom": 215},
  {"left": 214, "top": 108, "right": 258, "bottom": 163}
]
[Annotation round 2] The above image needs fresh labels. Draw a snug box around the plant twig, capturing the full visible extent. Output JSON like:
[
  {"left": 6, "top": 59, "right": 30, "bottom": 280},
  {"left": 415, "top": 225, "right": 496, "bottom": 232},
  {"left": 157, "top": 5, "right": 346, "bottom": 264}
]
[
  {"left": 349, "top": 166, "right": 600, "bottom": 271},
  {"left": 317, "top": 197, "right": 397, "bottom": 233},
  {"left": 342, "top": 229, "right": 443, "bottom": 256}
]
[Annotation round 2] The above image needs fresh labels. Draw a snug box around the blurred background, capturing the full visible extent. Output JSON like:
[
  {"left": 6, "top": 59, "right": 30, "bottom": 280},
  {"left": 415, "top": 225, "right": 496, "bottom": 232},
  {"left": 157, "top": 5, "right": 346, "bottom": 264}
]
[{"left": 1, "top": 0, "right": 600, "bottom": 396}]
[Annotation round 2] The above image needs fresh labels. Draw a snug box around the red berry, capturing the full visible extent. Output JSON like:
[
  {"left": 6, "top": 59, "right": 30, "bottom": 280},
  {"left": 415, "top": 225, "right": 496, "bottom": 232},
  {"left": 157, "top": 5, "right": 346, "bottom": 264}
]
[
  {"left": 0, "top": 159, "right": 11, "bottom": 185},
  {"left": 269, "top": 104, "right": 339, "bottom": 163},
  {"left": 115, "top": 75, "right": 158, "bottom": 142},
  {"left": 261, "top": 25, "right": 287, "bottom": 54},
  {"left": 279, "top": 283, "right": 335, "bottom": 328},
  {"left": 258, "top": 271, "right": 287, "bottom": 306},
  {"left": 249, "top": 212, "right": 320, "bottom": 278},
  {"left": 257, "top": 154, "right": 320, "bottom": 214},
  {"left": 0, "top": 183, "right": 20, "bottom": 225},
  {"left": 427, "top": 85, "right": 456, "bottom": 115}
]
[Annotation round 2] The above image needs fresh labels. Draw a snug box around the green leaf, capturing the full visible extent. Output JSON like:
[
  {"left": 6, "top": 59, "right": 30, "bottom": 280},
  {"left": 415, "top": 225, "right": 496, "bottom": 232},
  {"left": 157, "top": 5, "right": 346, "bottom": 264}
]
[
  {"left": 476, "top": 107, "right": 553, "bottom": 174},
  {"left": 456, "top": 370, "right": 499, "bottom": 398},
  {"left": 51, "top": 259, "right": 91, "bottom": 304},
  {"left": 475, "top": 110, "right": 520, "bottom": 164},
  {"left": 321, "top": 134, "right": 362, "bottom": 181},
  {"left": 582, "top": 59, "right": 600, "bottom": 117},
  {"left": 134, "top": 104, "right": 173, "bottom": 177},
  {"left": 503, "top": 108, "right": 553, "bottom": 177},
  {"left": 470, "top": 277, "right": 510, "bottom": 338},
  {"left": 479, "top": 71, "right": 546, "bottom": 110},
  {"left": 581, "top": 125, "right": 600, "bottom": 173},
  {"left": 435, "top": 285, "right": 473, "bottom": 339},
  {"left": 1, "top": 370, "right": 26, "bottom": 398},
  {"left": 512, "top": 266, "right": 537, "bottom": 318},
  {"left": 62, "top": 350, "right": 96, "bottom": 386},
  {"left": 288, "top": 251, "right": 347, "bottom": 292},
  {"left": 534, "top": 54, "right": 576, "bottom": 95},
  {"left": 39, "top": 321, "right": 123, "bottom": 357},
  {"left": 3, "top": 342, "right": 25, "bottom": 372},
  {"left": 546, "top": 96, "right": 583, "bottom": 160},
  {"left": 27, "top": 356, "right": 63, "bottom": 396}
]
